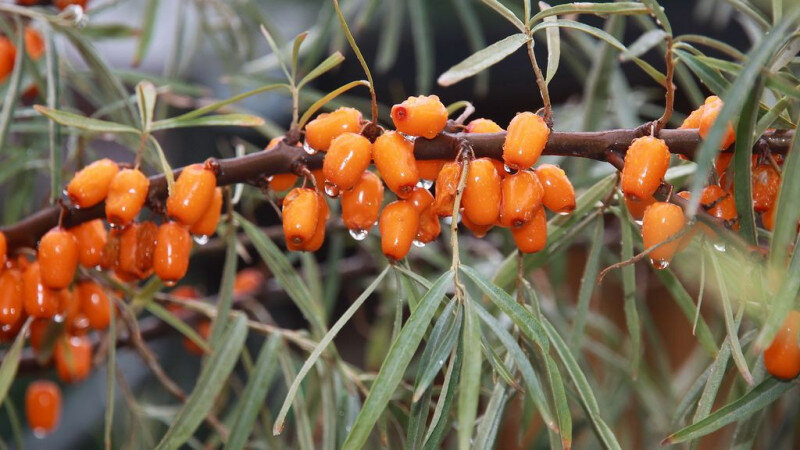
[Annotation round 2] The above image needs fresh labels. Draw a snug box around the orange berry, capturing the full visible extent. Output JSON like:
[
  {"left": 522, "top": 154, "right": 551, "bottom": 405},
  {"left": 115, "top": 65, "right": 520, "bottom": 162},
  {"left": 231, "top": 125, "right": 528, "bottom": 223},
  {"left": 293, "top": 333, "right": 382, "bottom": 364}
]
[
  {"left": 105, "top": 169, "right": 150, "bottom": 226},
  {"left": 304, "top": 107, "right": 362, "bottom": 151},
  {"left": 503, "top": 112, "right": 549, "bottom": 170},
  {"left": 461, "top": 212, "right": 494, "bottom": 238},
  {"left": 24, "top": 27, "right": 44, "bottom": 60},
  {"left": 764, "top": 310, "right": 800, "bottom": 380},
  {"left": 66, "top": 159, "right": 119, "bottom": 208},
  {"left": 624, "top": 194, "right": 656, "bottom": 221},
  {"left": 762, "top": 204, "right": 776, "bottom": 231},
  {"left": 0, "top": 37, "right": 15, "bottom": 82},
  {"left": 714, "top": 152, "right": 733, "bottom": 179},
  {"left": 56, "top": 287, "right": 79, "bottom": 323},
  {"left": 28, "top": 318, "right": 49, "bottom": 352},
  {"left": 323, "top": 132, "right": 373, "bottom": 192},
  {"left": 679, "top": 105, "right": 706, "bottom": 129},
  {"left": 233, "top": 268, "right": 264, "bottom": 297},
  {"left": 77, "top": 281, "right": 111, "bottom": 330},
  {"left": 390, "top": 95, "right": 447, "bottom": 139},
  {"left": 282, "top": 188, "right": 320, "bottom": 246},
  {"left": 38, "top": 227, "right": 78, "bottom": 290},
  {"left": 265, "top": 137, "right": 298, "bottom": 190},
  {"left": 70, "top": 219, "right": 107, "bottom": 268},
  {"left": 698, "top": 96, "right": 735, "bottom": 149},
  {"left": 432, "top": 161, "right": 462, "bottom": 217},
  {"left": 190, "top": 187, "right": 223, "bottom": 237},
  {"left": 54, "top": 334, "right": 92, "bottom": 383},
  {"left": 341, "top": 171, "right": 384, "bottom": 233},
  {"left": 462, "top": 158, "right": 502, "bottom": 226},
  {"left": 511, "top": 207, "right": 547, "bottom": 253},
  {"left": 0, "top": 268, "right": 23, "bottom": 325},
  {"left": 621, "top": 136, "right": 671, "bottom": 200},
  {"left": 295, "top": 193, "right": 329, "bottom": 252},
  {"left": 379, "top": 201, "right": 420, "bottom": 260},
  {"left": 167, "top": 285, "right": 198, "bottom": 313},
  {"left": 416, "top": 207, "right": 441, "bottom": 243},
  {"left": 0, "top": 231, "right": 6, "bottom": 266},
  {"left": 407, "top": 187, "right": 435, "bottom": 212},
  {"left": 701, "top": 185, "right": 737, "bottom": 224},
  {"left": 417, "top": 159, "right": 447, "bottom": 180},
  {"left": 0, "top": 314, "right": 25, "bottom": 343},
  {"left": 466, "top": 118, "right": 503, "bottom": 134},
  {"left": 55, "top": 0, "right": 88, "bottom": 10},
  {"left": 116, "top": 222, "right": 156, "bottom": 280},
  {"left": 166, "top": 164, "right": 217, "bottom": 226},
  {"left": 99, "top": 229, "right": 120, "bottom": 271},
  {"left": 499, "top": 170, "right": 543, "bottom": 228},
  {"left": 752, "top": 164, "right": 780, "bottom": 212},
  {"left": 184, "top": 319, "right": 210, "bottom": 356},
  {"left": 535, "top": 164, "right": 575, "bottom": 214},
  {"left": 25, "top": 381, "right": 61, "bottom": 436},
  {"left": 373, "top": 131, "right": 419, "bottom": 198},
  {"left": 154, "top": 222, "right": 192, "bottom": 285},
  {"left": 642, "top": 202, "right": 686, "bottom": 268}
]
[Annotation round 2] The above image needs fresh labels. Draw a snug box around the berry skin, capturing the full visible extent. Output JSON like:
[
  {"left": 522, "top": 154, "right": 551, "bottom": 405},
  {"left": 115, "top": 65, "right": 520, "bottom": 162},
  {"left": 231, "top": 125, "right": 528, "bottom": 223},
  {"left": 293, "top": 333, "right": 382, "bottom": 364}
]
[
  {"left": 762, "top": 205, "right": 776, "bottom": 231},
  {"left": 373, "top": 131, "right": 419, "bottom": 198},
  {"left": 461, "top": 212, "right": 494, "bottom": 238},
  {"left": 503, "top": 112, "right": 549, "bottom": 170},
  {"left": 621, "top": 136, "right": 671, "bottom": 200},
  {"left": 0, "top": 268, "right": 23, "bottom": 325},
  {"left": 27, "top": 318, "right": 49, "bottom": 352},
  {"left": 416, "top": 207, "right": 441, "bottom": 243},
  {"left": 417, "top": 159, "right": 447, "bottom": 181},
  {"left": 265, "top": 138, "right": 298, "bottom": 191},
  {"left": 66, "top": 159, "right": 119, "bottom": 209},
  {"left": 54, "top": 334, "right": 92, "bottom": 383},
  {"left": 295, "top": 194, "right": 329, "bottom": 252},
  {"left": 70, "top": 219, "right": 107, "bottom": 268},
  {"left": 105, "top": 169, "right": 150, "bottom": 227},
  {"left": 38, "top": 227, "right": 79, "bottom": 290},
  {"left": 511, "top": 207, "right": 547, "bottom": 253},
  {"left": 55, "top": 0, "right": 88, "bottom": 10},
  {"left": 22, "top": 262, "right": 58, "bottom": 318},
  {"left": 679, "top": 105, "right": 705, "bottom": 129},
  {"left": 0, "top": 37, "right": 15, "bottom": 82},
  {"left": 304, "top": 107, "right": 362, "bottom": 151},
  {"left": 407, "top": 187, "right": 435, "bottom": 212},
  {"left": 166, "top": 164, "right": 217, "bottom": 226},
  {"left": 698, "top": 96, "right": 736, "bottom": 149},
  {"left": 190, "top": 187, "right": 223, "bottom": 237},
  {"left": 154, "top": 222, "right": 192, "bottom": 285},
  {"left": 0, "top": 231, "right": 6, "bottom": 266},
  {"left": 700, "top": 185, "right": 737, "bottom": 226},
  {"left": 499, "top": 170, "right": 544, "bottom": 228},
  {"left": 642, "top": 202, "right": 686, "bottom": 268},
  {"left": 341, "top": 171, "right": 384, "bottom": 233},
  {"left": 764, "top": 310, "right": 800, "bottom": 380},
  {"left": 77, "top": 281, "right": 111, "bottom": 330},
  {"left": 535, "top": 164, "right": 575, "bottom": 214},
  {"left": 24, "top": 27, "right": 44, "bottom": 60},
  {"left": 432, "top": 161, "right": 462, "bottom": 217},
  {"left": 379, "top": 201, "right": 420, "bottom": 260},
  {"left": 462, "top": 158, "right": 502, "bottom": 226},
  {"left": 116, "top": 222, "right": 156, "bottom": 280},
  {"left": 390, "top": 95, "right": 448, "bottom": 139},
  {"left": 751, "top": 164, "right": 780, "bottom": 212},
  {"left": 323, "top": 132, "right": 373, "bottom": 192},
  {"left": 714, "top": 152, "right": 733, "bottom": 179},
  {"left": 625, "top": 194, "right": 656, "bottom": 221},
  {"left": 25, "top": 381, "right": 61, "bottom": 436},
  {"left": 233, "top": 268, "right": 264, "bottom": 297},
  {"left": 57, "top": 287, "right": 79, "bottom": 323},
  {"left": 282, "top": 188, "right": 320, "bottom": 246},
  {"left": 466, "top": 118, "right": 503, "bottom": 134},
  {"left": 184, "top": 320, "right": 211, "bottom": 356}
]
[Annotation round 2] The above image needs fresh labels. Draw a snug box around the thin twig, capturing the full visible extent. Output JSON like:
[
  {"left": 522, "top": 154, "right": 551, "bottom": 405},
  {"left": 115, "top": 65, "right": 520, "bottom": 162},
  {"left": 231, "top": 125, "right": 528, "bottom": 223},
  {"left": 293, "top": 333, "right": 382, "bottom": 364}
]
[
  {"left": 596, "top": 225, "right": 692, "bottom": 284},
  {"left": 525, "top": 38, "right": 553, "bottom": 127},
  {"left": 655, "top": 37, "right": 675, "bottom": 133}
]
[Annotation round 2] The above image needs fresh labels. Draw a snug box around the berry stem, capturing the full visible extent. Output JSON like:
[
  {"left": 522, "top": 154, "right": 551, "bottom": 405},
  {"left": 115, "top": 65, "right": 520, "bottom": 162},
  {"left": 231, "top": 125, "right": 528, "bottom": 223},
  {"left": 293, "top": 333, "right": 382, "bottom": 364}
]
[
  {"left": 655, "top": 37, "right": 675, "bottom": 133},
  {"left": 526, "top": 38, "right": 553, "bottom": 128}
]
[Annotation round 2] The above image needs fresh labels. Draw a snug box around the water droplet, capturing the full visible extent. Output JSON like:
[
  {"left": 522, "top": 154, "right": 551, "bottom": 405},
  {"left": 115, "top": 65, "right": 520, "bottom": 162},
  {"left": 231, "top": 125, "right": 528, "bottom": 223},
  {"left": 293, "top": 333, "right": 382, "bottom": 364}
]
[
  {"left": 398, "top": 132, "right": 416, "bottom": 141},
  {"left": 443, "top": 217, "right": 453, "bottom": 226},
  {"left": 193, "top": 235, "right": 209, "bottom": 245},
  {"left": 163, "top": 280, "right": 177, "bottom": 287},
  {"left": 323, "top": 182, "right": 340, "bottom": 198},
  {"left": 713, "top": 242, "right": 727, "bottom": 252},
  {"left": 33, "top": 428, "right": 49, "bottom": 439},
  {"left": 412, "top": 239, "right": 426, "bottom": 248},
  {"left": 349, "top": 228, "right": 369, "bottom": 241},
  {"left": 503, "top": 164, "right": 516, "bottom": 174},
  {"left": 650, "top": 259, "right": 670, "bottom": 270},
  {"left": 417, "top": 179, "right": 434, "bottom": 189},
  {"left": 302, "top": 141, "right": 316, "bottom": 155},
  {"left": 634, "top": 219, "right": 643, "bottom": 226},
  {"left": 556, "top": 211, "right": 571, "bottom": 216}
]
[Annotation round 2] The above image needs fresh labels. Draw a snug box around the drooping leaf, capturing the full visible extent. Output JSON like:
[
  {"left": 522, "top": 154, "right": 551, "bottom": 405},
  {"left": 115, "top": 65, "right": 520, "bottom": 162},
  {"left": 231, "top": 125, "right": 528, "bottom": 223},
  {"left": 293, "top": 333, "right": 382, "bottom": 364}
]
[
  {"left": 438, "top": 34, "right": 528, "bottom": 87},
  {"left": 457, "top": 295, "right": 483, "bottom": 450},
  {"left": 34, "top": 105, "right": 141, "bottom": 134}
]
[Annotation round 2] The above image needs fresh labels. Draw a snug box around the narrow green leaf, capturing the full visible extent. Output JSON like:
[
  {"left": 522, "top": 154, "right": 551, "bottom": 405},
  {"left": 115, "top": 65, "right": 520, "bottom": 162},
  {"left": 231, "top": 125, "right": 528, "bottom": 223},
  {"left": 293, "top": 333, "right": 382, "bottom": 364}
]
[
  {"left": 690, "top": 335, "right": 738, "bottom": 446},
  {"left": 136, "top": 81, "right": 157, "bottom": 132},
  {"left": 259, "top": 24, "right": 292, "bottom": 83},
  {"left": 472, "top": 379, "right": 509, "bottom": 450},
  {"left": 412, "top": 299, "right": 461, "bottom": 401},
  {"left": 150, "top": 113, "right": 264, "bottom": 131},
  {"left": 654, "top": 268, "right": 719, "bottom": 356},
  {"left": 640, "top": 0, "right": 672, "bottom": 36},
  {"left": 297, "top": 80, "right": 370, "bottom": 128},
  {"left": 134, "top": 0, "right": 160, "bottom": 66},
  {"left": 543, "top": 352, "right": 572, "bottom": 449},
  {"left": 148, "top": 136, "right": 175, "bottom": 196},
  {"left": 617, "top": 205, "right": 642, "bottom": 377},
  {"left": 769, "top": 117, "right": 800, "bottom": 267},
  {"left": 298, "top": 52, "right": 345, "bottom": 88},
  {"left": 34, "top": 105, "right": 141, "bottom": 134},
  {"left": 673, "top": 47, "right": 731, "bottom": 94},
  {"left": 539, "top": 2, "right": 560, "bottom": 85},
  {"left": 332, "top": 0, "right": 377, "bottom": 101},
  {"left": 3, "top": 399, "right": 23, "bottom": 450},
  {"left": 438, "top": 34, "right": 528, "bottom": 87},
  {"left": 528, "top": 2, "right": 648, "bottom": 26},
  {"left": 290, "top": 32, "right": 308, "bottom": 79},
  {"left": 760, "top": 232, "right": 800, "bottom": 348},
  {"left": 209, "top": 229, "right": 238, "bottom": 346},
  {"left": 457, "top": 296, "right": 483, "bottom": 450},
  {"left": 621, "top": 29, "right": 667, "bottom": 61},
  {"left": 104, "top": 306, "right": 117, "bottom": 448},
  {"left": 571, "top": 215, "right": 604, "bottom": 349},
  {"left": 0, "top": 318, "right": 31, "bottom": 404},
  {"left": 167, "top": 83, "right": 289, "bottom": 123},
  {"left": 479, "top": 0, "right": 526, "bottom": 31},
  {"left": 422, "top": 342, "right": 462, "bottom": 450},
  {"left": 732, "top": 79, "right": 764, "bottom": 244}
]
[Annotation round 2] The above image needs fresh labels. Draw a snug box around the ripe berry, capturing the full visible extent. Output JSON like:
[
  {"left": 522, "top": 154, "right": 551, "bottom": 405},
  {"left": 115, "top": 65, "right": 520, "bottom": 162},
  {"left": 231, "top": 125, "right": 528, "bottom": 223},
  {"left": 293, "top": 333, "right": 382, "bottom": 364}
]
[
  {"left": 282, "top": 188, "right": 320, "bottom": 246},
  {"left": 503, "top": 112, "right": 549, "bottom": 171},
  {"left": 511, "top": 207, "right": 547, "bottom": 253},
  {"left": 461, "top": 212, "right": 494, "bottom": 238},
  {"left": 466, "top": 118, "right": 503, "bottom": 134},
  {"left": 233, "top": 268, "right": 264, "bottom": 297},
  {"left": 304, "top": 107, "right": 362, "bottom": 151},
  {"left": 184, "top": 319, "right": 210, "bottom": 356},
  {"left": 762, "top": 205, "right": 776, "bottom": 231},
  {"left": 341, "top": 171, "right": 384, "bottom": 233},
  {"left": 70, "top": 219, "right": 107, "bottom": 268},
  {"left": 0, "top": 37, "right": 15, "bottom": 82},
  {"left": 166, "top": 164, "right": 217, "bottom": 226},
  {"left": 0, "top": 268, "right": 23, "bottom": 325},
  {"left": 24, "top": 27, "right": 44, "bottom": 60},
  {"left": 77, "top": 281, "right": 111, "bottom": 330},
  {"left": 535, "top": 164, "right": 575, "bottom": 214},
  {"left": 117, "top": 222, "right": 156, "bottom": 280},
  {"left": 28, "top": 318, "right": 49, "bottom": 352},
  {"left": 25, "top": 381, "right": 61, "bottom": 436},
  {"left": 0, "top": 231, "right": 6, "bottom": 266},
  {"left": 391, "top": 95, "right": 447, "bottom": 139},
  {"left": 699, "top": 96, "right": 736, "bottom": 149},
  {"left": 764, "top": 310, "right": 800, "bottom": 380},
  {"left": 679, "top": 105, "right": 705, "bottom": 129},
  {"left": 714, "top": 152, "right": 733, "bottom": 179},
  {"left": 752, "top": 164, "right": 780, "bottom": 212},
  {"left": 642, "top": 202, "right": 686, "bottom": 269},
  {"left": 66, "top": 159, "right": 119, "bottom": 208},
  {"left": 417, "top": 159, "right": 446, "bottom": 181},
  {"left": 190, "top": 187, "right": 223, "bottom": 237},
  {"left": 154, "top": 222, "right": 192, "bottom": 285},
  {"left": 416, "top": 207, "right": 441, "bottom": 243},
  {"left": 499, "top": 170, "right": 543, "bottom": 228},
  {"left": 323, "top": 132, "right": 373, "bottom": 192},
  {"left": 105, "top": 168, "right": 149, "bottom": 226},
  {"left": 700, "top": 185, "right": 737, "bottom": 226},
  {"left": 432, "top": 161, "right": 461, "bottom": 217},
  {"left": 38, "top": 227, "right": 78, "bottom": 290},
  {"left": 57, "top": 287, "right": 79, "bottom": 323},
  {"left": 265, "top": 137, "right": 297, "bottom": 191},
  {"left": 462, "top": 158, "right": 502, "bottom": 226},
  {"left": 54, "top": 334, "right": 92, "bottom": 383},
  {"left": 55, "top": 0, "right": 88, "bottom": 10},
  {"left": 294, "top": 194, "right": 329, "bottom": 252},
  {"left": 621, "top": 136, "right": 670, "bottom": 200},
  {"left": 407, "top": 187, "right": 435, "bottom": 212},
  {"left": 379, "top": 201, "right": 420, "bottom": 260},
  {"left": 373, "top": 131, "right": 419, "bottom": 198}
]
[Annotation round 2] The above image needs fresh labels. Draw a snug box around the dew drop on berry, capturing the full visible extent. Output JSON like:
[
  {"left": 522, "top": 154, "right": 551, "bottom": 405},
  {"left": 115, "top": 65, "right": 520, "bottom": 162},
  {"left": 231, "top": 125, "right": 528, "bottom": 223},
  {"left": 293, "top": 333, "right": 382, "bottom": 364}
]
[
  {"left": 323, "top": 182, "right": 340, "bottom": 198},
  {"left": 503, "top": 164, "right": 515, "bottom": 174},
  {"left": 556, "top": 210, "right": 571, "bottom": 216},
  {"left": 193, "top": 235, "right": 209, "bottom": 245},
  {"left": 412, "top": 239, "right": 426, "bottom": 248},
  {"left": 650, "top": 259, "right": 670, "bottom": 270},
  {"left": 417, "top": 179, "right": 434, "bottom": 189},
  {"left": 349, "top": 228, "right": 369, "bottom": 241},
  {"left": 163, "top": 280, "right": 177, "bottom": 288}
]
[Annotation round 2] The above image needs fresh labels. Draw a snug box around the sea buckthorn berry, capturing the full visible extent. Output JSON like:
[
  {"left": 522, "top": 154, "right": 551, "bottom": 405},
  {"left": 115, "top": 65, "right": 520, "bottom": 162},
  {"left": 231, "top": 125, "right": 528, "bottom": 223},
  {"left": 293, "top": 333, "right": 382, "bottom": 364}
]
[
  {"left": 503, "top": 112, "right": 549, "bottom": 170},
  {"left": 642, "top": 202, "right": 686, "bottom": 269},
  {"left": 55, "top": 0, "right": 88, "bottom": 10},
  {"left": 407, "top": 187, "right": 435, "bottom": 212},
  {"left": 621, "top": 136, "right": 671, "bottom": 200},
  {"left": 99, "top": 229, "right": 121, "bottom": 271},
  {"left": 511, "top": 207, "right": 547, "bottom": 253},
  {"left": 462, "top": 158, "right": 502, "bottom": 226},
  {"left": 0, "top": 231, "right": 6, "bottom": 266},
  {"left": 699, "top": 96, "right": 736, "bottom": 149},
  {"left": 54, "top": 334, "right": 92, "bottom": 383},
  {"left": 466, "top": 118, "right": 503, "bottom": 134},
  {"left": 296, "top": 194, "right": 329, "bottom": 252},
  {"left": 24, "top": 27, "right": 44, "bottom": 60},
  {"left": 432, "top": 161, "right": 462, "bottom": 217},
  {"left": 0, "top": 37, "right": 15, "bottom": 82},
  {"left": 105, "top": 168, "right": 150, "bottom": 226},
  {"left": 304, "top": 107, "right": 362, "bottom": 151},
  {"left": 535, "top": 164, "right": 575, "bottom": 214},
  {"left": 117, "top": 224, "right": 143, "bottom": 279},
  {"left": 461, "top": 212, "right": 493, "bottom": 238},
  {"left": 499, "top": 170, "right": 543, "bottom": 228},
  {"left": 679, "top": 105, "right": 706, "bottom": 129},
  {"left": 762, "top": 204, "right": 776, "bottom": 231},
  {"left": 26, "top": 381, "right": 61, "bottom": 437},
  {"left": 282, "top": 188, "right": 320, "bottom": 246},
  {"left": 714, "top": 152, "right": 733, "bottom": 179},
  {"left": 323, "top": 132, "right": 373, "bottom": 192},
  {"left": 233, "top": 268, "right": 264, "bottom": 297},
  {"left": 391, "top": 95, "right": 447, "bottom": 139},
  {"left": 38, "top": 227, "right": 78, "bottom": 290},
  {"left": 166, "top": 164, "right": 217, "bottom": 226},
  {"left": 28, "top": 318, "right": 49, "bottom": 352},
  {"left": 341, "top": 171, "right": 384, "bottom": 233},
  {"left": 752, "top": 164, "right": 780, "bottom": 212},
  {"left": 70, "top": 219, "right": 106, "bottom": 268},
  {"left": 136, "top": 222, "right": 156, "bottom": 277},
  {"left": 57, "top": 288, "right": 79, "bottom": 323},
  {"left": 379, "top": 201, "right": 420, "bottom": 260},
  {"left": 764, "top": 310, "right": 800, "bottom": 380},
  {"left": 66, "top": 159, "right": 119, "bottom": 208},
  {"left": 701, "top": 185, "right": 737, "bottom": 225},
  {"left": 0, "top": 315, "right": 24, "bottom": 343},
  {"left": 77, "top": 281, "right": 111, "bottom": 330},
  {"left": 417, "top": 159, "right": 446, "bottom": 181},
  {"left": 154, "top": 222, "right": 192, "bottom": 285},
  {"left": 0, "top": 268, "right": 23, "bottom": 325},
  {"left": 265, "top": 138, "right": 298, "bottom": 191},
  {"left": 625, "top": 194, "right": 656, "bottom": 221},
  {"left": 373, "top": 131, "right": 419, "bottom": 198},
  {"left": 416, "top": 208, "right": 441, "bottom": 243},
  {"left": 184, "top": 319, "right": 211, "bottom": 356},
  {"left": 190, "top": 188, "right": 223, "bottom": 237}
]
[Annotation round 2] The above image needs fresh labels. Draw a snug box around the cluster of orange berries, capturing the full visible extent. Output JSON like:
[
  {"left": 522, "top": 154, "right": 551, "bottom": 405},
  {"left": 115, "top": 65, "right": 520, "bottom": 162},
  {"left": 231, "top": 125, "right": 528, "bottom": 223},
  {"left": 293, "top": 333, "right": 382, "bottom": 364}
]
[
  {"left": 0, "top": 25, "right": 44, "bottom": 83},
  {"left": 273, "top": 96, "right": 575, "bottom": 261}
]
